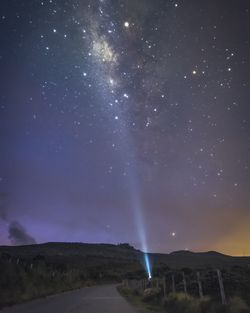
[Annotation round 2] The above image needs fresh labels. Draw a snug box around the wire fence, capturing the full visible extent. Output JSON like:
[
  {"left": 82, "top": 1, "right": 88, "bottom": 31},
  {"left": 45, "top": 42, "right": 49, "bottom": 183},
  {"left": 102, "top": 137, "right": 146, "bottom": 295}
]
[{"left": 122, "top": 267, "right": 250, "bottom": 305}]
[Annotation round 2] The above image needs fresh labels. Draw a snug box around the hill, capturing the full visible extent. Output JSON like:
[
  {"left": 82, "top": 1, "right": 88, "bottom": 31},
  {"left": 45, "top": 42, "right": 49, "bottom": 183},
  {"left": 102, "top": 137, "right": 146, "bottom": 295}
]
[{"left": 1, "top": 242, "right": 250, "bottom": 270}]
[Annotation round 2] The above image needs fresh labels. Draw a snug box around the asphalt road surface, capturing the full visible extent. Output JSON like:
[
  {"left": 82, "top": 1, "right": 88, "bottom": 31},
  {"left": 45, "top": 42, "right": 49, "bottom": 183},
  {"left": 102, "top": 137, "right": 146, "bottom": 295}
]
[{"left": 1, "top": 285, "right": 138, "bottom": 313}]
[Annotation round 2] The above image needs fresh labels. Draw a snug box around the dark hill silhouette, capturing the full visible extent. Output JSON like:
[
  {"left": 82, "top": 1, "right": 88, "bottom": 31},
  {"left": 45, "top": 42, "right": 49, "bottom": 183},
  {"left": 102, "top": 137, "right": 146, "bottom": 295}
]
[{"left": 1, "top": 242, "right": 250, "bottom": 269}]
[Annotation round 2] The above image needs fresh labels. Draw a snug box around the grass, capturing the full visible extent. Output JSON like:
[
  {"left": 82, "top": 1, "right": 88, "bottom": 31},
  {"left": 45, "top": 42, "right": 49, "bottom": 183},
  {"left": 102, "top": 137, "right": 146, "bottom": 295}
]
[
  {"left": 0, "top": 259, "right": 107, "bottom": 309},
  {"left": 118, "top": 286, "right": 250, "bottom": 313},
  {"left": 163, "top": 293, "right": 250, "bottom": 313},
  {"left": 117, "top": 285, "right": 165, "bottom": 313}
]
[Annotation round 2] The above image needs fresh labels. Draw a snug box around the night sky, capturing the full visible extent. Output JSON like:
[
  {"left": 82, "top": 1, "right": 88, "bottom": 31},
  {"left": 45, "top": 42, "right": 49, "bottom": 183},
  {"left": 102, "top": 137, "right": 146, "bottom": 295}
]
[{"left": 0, "top": 0, "right": 250, "bottom": 255}]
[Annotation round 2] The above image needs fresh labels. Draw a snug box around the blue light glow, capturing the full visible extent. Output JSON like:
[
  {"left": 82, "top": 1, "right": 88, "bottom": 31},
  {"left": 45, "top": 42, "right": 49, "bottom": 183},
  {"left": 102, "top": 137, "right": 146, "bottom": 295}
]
[
  {"left": 128, "top": 193, "right": 152, "bottom": 278},
  {"left": 144, "top": 253, "right": 152, "bottom": 279},
  {"left": 102, "top": 104, "right": 153, "bottom": 279}
]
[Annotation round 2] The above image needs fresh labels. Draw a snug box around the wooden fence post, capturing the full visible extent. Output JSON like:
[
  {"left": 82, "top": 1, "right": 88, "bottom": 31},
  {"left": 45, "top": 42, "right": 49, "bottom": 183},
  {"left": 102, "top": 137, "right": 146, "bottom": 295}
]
[
  {"left": 182, "top": 271, "right": 187, "bottom": 294},
  {"left": 216, "top": 269, "right": 226, "bottom": 305},
  {"left": 172, "top": 273, "right": 176, "bottom": 293},
  {"left": 156, "top": 278, "right": 159, "bottom": 288},
  {"left": 163, "top": 276, "right": 166, "bottom": 297},
  {"left": 196, "top": 271, "right": 203, "bottom": 298}
]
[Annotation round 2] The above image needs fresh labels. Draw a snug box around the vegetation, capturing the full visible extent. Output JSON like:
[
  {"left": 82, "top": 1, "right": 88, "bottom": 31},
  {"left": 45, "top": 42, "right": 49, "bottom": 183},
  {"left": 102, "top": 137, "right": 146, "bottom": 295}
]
[
  {"left": 0, "top": 255, "right": 94, "bottom": 308},
  {"left": 0, "top": 244, "right": 144, "bottom": 308},
  {"left": 163, "top": 293, "right": 250, "bottom": 313},
  {"left": 1, "top": 243, "right": 250, "bottom": 310},
  {"left": 150, "top": 266, "right": 250, "bottom": 305},
  {"left": 117, "top": 286, "right": 165, "bottom": 313},
  {"left": 118, "top": 263, "right": 250, "bottom": 313},
  {"left": 119, "top": 287, "right": 250, "bottom": 313}
]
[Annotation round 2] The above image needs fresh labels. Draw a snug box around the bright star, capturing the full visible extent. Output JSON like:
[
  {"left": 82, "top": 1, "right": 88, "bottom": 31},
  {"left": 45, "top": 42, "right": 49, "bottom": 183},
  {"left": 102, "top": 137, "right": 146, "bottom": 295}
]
[{"left": 124, "top": 21, "right": 130, "bottom": 28}]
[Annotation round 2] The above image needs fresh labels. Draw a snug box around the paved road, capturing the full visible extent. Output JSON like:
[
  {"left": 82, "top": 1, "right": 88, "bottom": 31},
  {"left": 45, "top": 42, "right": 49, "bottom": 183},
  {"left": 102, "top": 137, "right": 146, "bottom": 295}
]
[{"left": 1, "top": 285, "right": 138, "bottom": 313}]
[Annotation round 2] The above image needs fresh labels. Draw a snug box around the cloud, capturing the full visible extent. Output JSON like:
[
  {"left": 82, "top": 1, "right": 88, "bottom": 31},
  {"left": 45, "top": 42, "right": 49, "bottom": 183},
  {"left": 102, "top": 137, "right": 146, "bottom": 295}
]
[{"left": 8, "top": 221, "right": 36, "bottom": 245}]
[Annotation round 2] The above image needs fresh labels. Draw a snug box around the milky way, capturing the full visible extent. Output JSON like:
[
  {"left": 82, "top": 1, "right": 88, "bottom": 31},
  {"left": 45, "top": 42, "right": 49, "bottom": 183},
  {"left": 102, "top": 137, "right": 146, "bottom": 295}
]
[{"left": 0, "top": 0, "right": 250, "bottom": 255}]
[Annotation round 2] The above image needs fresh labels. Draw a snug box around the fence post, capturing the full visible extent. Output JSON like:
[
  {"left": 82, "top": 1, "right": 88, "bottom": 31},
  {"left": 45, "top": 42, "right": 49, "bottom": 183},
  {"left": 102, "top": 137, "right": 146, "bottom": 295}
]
[
  {"left": 163, "top": 276, "right": 166, "bottom": 297},
  {"left": 182, "top": 271, "right": 187, "bottom": 294},
  {"left": 196, "top": 272, "right": 203, "bottom": 298},
  {"left": 172, "top": 273, "right": 176, "bottom": 293},
  {"left": 156, "top": 278, "right": 159, "bottom": 288},
  {"left": 126, "top": 279, "right": 129, "bottom": 288},
  {"left": 216, "top": 269, "right": 226, "bottom": 305}
]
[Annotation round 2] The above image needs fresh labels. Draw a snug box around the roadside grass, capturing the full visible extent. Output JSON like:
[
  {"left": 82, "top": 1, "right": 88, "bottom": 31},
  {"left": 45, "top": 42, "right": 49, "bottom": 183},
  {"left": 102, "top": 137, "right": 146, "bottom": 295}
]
[
  {"left": 117, "top": 286, "right": 165, "bottom": 313},
  {"left": 0, "top": 277, "right": 96, "bottom": 309},
  {"left": 0, "top": 257, "right": 122, "bottom": 309},
  {"left": 163, "top": 293, "right": 250, "bottom": 313},
  {"left": 117, "top": 286, "right": 250, "bottom": 313}
]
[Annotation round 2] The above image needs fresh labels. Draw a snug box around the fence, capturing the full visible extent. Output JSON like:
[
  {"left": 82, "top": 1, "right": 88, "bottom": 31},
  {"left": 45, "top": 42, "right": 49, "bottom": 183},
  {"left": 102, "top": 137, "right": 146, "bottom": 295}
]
[{"left": 122, "top": 267, "right": 249, "bottom": 305}]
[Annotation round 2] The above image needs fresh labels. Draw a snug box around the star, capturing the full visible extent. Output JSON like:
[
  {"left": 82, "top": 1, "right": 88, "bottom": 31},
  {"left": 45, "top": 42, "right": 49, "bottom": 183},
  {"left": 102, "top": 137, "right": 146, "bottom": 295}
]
[{"left": 124, "top": 21, "right": 130, "bottom": 28}]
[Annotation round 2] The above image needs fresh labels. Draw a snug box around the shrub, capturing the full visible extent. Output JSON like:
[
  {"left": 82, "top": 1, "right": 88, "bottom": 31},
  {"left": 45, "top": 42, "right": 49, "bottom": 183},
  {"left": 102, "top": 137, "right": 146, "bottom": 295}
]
[
  {"left": 163, "top": 293, "right": 250, "bottom": 313},
  {"left": 142, "top": 288, "right": 161, "bottom": 303},
  {"left": 163, "top": 293, "right": 202, "bottom": 313},
  {"left": 226, "top": 297, "right": 249, "bottom": 313}
]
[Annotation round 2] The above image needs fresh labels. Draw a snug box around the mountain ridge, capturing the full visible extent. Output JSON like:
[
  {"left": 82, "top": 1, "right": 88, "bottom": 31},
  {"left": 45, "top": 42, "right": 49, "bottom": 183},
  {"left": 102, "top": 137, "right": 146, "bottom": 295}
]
[{"left": 1, "top": 242, "right": 250, "bottom": 269}]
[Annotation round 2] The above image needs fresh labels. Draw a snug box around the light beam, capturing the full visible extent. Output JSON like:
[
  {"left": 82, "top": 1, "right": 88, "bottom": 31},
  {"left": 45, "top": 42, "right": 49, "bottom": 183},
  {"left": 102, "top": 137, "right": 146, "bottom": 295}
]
[{"left": 89, "top": 1, "right": 152, "bottom": 279}]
